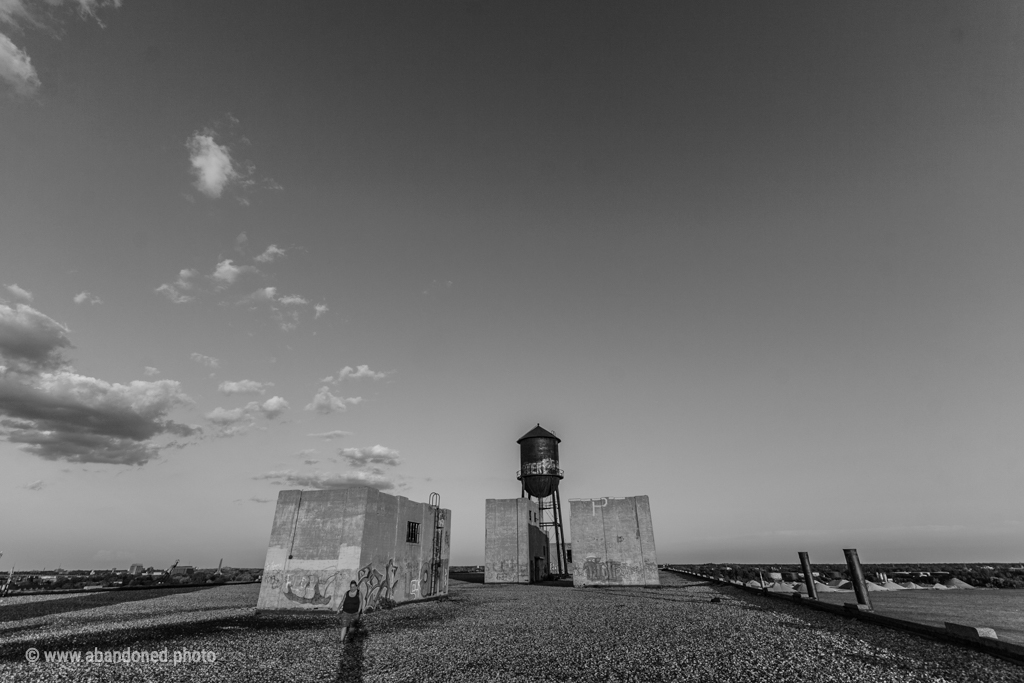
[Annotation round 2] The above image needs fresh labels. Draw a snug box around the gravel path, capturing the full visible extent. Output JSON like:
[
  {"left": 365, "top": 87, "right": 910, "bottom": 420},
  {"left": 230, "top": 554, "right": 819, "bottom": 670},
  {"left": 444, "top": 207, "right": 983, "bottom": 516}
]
[{"left": 1, "top": 573, "right": 1021, "bottom": 682}]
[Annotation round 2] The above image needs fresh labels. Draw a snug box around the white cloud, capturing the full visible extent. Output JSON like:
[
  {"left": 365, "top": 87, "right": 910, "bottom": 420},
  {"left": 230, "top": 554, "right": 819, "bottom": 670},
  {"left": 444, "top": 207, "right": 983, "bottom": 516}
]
[
  {"left": 339, "top": 444, "right": 401, "bottom": 467},
  {"left": 277, "top": 295, "right": 307, "bottom": 306},
  {"left": 304, "top": 386, "right": 361, "bottom": 414},
  {"left": 248, "top": 287, "right": 276, "bottom": 301},
  {"left": 205, "top": 405, "right": 250, "bottom": 425},
  {"left": 235, "top": 232, "right": 248, "bottom": 249},
  {"left": 212, "top": 259, "right": 254, "bottom": 286},
  {"left": 155, "top": 283, "right": 192, "bottom": 304},
  {"left": 254, "top": 244, "right": 285, "bottom": 263},
  {"left": 314, "top": 304, "right": 328, "bottom": 319},
  {"left": 0, "top": 0, "right": 122, "bottom": 97},
  {"left": 204, "top": 395, "right": 289, "bottom": 436},
  {"left": 260, "top": 395, "right": 289, "bottom": 419},
  {"left": 4, "top": 283, "right": 32, "bottom": 301},
  {"left": 218, "top": 379, "right": 270, "bottom": 395},
  {"left": 187, "top": 132, "right": 238, "bottom": 199},
  {"left": 308, "top": 430, "right": 352, "bottom": 439},
  {"left": 175, "top": 269, "right": 197, "bottom": 290},
  {"left": 330, "top": 364, "right": 388, "bottom": 382},
  {"left": 0, "top": 33, "right": 39, "bottom": 96},
  {"left": 143, "top": 366, "right": 161, "bottom": 376},
  {"left": 0, "top": 303, "right": 71, "bottom": 373},
  {"left": 256, "top": 469, "right": 395, "bottom": 491},
  {"left": 73, "top": 291, "right": 102, "bottom": 305},
  {"left": 190, "top": 353, "right": 219, "bottom": 369}
]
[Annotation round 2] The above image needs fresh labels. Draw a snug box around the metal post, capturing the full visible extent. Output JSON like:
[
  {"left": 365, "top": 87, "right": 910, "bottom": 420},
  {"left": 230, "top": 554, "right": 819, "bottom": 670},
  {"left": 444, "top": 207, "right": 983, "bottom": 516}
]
[
  {"left": 798, "top": 552, "right": 817, "bottom": 599},
  {"left": 843, "top": 548, "right": 872, "bottom": 609}
]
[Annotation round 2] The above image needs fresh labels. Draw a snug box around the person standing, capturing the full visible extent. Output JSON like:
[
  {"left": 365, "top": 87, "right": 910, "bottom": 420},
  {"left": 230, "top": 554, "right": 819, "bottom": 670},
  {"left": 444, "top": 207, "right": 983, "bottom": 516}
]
[{"left": 338, "top": 580, "right": 362, "bottom": 642}]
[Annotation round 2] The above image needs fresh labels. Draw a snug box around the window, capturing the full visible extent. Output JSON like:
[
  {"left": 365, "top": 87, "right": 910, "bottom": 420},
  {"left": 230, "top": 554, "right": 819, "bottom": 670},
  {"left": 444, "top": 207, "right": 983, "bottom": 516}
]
[{"left": 406, "top": 521, "right": 420, "bottom": 543}]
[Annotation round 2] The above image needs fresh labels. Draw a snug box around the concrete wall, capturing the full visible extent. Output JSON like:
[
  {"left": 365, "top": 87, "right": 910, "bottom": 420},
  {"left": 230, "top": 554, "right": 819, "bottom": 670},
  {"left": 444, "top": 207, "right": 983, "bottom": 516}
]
[
  {"left": 257, "top": 487, "right": 451, "bottom": 611},
  {"left": 484, "top": 498, "right": 549, "bottom": 583},
  {"left": 568, "top": 496, "right": 659, "bottom": 587}
]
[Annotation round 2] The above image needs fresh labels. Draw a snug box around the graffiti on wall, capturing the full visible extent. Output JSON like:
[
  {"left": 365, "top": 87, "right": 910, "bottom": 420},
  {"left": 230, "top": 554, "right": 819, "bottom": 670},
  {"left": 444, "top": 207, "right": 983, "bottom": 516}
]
[
  {"left": 356, "top": 558, "right": 398, "bottom": 610},
  {"left": 579, "top": 556, "right": 622, "bottom": 583},
  {"left": 278, "top": 571, "right": 337, "bottom": 606}
]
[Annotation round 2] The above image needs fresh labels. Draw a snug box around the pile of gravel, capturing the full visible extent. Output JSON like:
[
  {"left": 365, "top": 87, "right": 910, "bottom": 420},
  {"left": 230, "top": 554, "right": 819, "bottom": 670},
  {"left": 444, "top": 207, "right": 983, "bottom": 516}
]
[{"left": 1, "top": 573, "right": 1020, "bottom": 682}]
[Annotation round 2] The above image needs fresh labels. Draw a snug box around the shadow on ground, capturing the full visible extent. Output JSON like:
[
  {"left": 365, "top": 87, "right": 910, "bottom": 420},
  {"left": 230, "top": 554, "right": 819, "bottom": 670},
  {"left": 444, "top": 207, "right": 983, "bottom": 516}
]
[{"left": 0, "top": 586, "right": 218, "bottom": 624}]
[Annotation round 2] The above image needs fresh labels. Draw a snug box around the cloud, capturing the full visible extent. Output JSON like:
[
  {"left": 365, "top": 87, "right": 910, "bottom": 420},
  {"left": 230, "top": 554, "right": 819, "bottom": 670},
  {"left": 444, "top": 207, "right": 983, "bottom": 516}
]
[
  {"left": 314, "top": 304, "right": 328, "bottom": 319},
  {"left": 247, "top": 287, "right": 276, "bottom": 302},
  {"left": 212, "top": 259, "right": 255, "bottom": 286},
  {"left": 277, "top": 295, "right": 307, "bottom": 306},
  {"left": 218, "top": 379, "right": 270, "bottom": 395},
  {"left": 304, "top": 386, "right": 361, "bottom": 414},
  {"left": 0, "top": 33, "right": 40, "bottom": 96},
  {"left": 24, "top": 479, "right": 43, "bottom": 490},
  {"left": 327, "top": 364, "right": 388, "bottom": 382},
  {"left": 339, "top": 444, "right": 401, "bottom": 467},
  {"left": 73, "top": 291, "right": 102, "bottom": 305},
  {"left": 260, "top": 396, "right": 289, "bottom": 419},
  {"left": 204, "top": 396, "right": 288, "bottom": 436},
  {"left": 308, "top": 430, "right": 352, "bottom": 439},
  {"left": 0, "top": 0, "right": 122, "bottom": 97},
  {"left": 175, "top": 269, "right": 197, "bottom": 290},
  {"left": 143, "top": 366, "right": 160, "bottom": 376},
  {"left": 190, "top": 353, "right": 219, "bottom": 369},
  {"left": 0, "top": 372, "right": 196, "bottom": 466},
  {"left": 0, "top": 303, "right": 72, "bottom": 373},
  {"left": 303, "top": 458, "right": 318, "bottom": 465},
  {"left": 254, "top": 244, "right": 285, "bottom": 263},
  {"left": 256, "top": 469, "right": 395, "bottom": 491},
  {"left": 155, "top": 283, "right": 192, "bottom": 304},
  {"left": 187, "top": 132, "right": 238, "bottom": 198},
  {"left": 235, "top": 232, "right": 248, "bottom": 250},
  {"left": 4, "top": 283, "right": 32, "bottom": 301}
]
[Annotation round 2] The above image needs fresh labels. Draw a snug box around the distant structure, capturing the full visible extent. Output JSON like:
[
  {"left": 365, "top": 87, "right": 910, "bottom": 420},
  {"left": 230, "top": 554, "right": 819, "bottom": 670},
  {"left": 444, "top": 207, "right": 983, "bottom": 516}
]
[
  {"left": 257, "top": 487, "right": 451, "bottom": 612},
  {"left": 128, "top": 563, "right": 144, "bottom": 576},
  {"left": 484, "top": 424, "right": 567, "bottom": 583},
  {"left": 568, "top": 495, "right": 659, "bottom": 586},
  {"left": 484, "top": 498, "right": 550, "bottom": 583},
  {"left": 516, "top": 424, "right": 568, "bottom": 576}
]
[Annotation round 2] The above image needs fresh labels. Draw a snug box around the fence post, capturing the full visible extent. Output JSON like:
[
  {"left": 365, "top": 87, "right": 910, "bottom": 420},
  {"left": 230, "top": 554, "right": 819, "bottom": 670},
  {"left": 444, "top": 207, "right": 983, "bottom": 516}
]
[
  {"left": 843, "top": 548, "right": 872, "bottom": 610},
  {"left": 798, "top": 552, "right": 817, "bottom": 599}
]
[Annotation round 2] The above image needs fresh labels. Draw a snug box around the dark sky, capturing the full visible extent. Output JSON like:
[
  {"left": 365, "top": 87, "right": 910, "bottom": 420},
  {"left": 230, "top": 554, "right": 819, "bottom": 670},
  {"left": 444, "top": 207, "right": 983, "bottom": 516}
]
[{"left": 2, "top": 1, "right": 1023, "bottom": 567}]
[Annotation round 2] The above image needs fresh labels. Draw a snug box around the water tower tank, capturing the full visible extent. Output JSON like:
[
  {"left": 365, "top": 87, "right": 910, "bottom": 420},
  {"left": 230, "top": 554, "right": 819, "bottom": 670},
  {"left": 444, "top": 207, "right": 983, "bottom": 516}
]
[{"left": 516, "top": 424, "right": 563, "bottom": 498}]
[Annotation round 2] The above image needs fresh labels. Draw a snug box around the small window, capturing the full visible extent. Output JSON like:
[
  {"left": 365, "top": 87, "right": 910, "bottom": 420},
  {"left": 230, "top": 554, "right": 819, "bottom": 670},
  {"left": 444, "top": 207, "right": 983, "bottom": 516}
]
[{"left": 406, "top": 521, "right": 420, "bottom": 543}]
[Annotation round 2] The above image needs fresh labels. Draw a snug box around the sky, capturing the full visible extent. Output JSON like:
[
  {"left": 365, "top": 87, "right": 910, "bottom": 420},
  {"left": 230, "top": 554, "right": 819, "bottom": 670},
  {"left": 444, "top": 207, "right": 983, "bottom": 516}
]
[{"left": 2, "top": 1, "right": 1023, "bottom": 570}]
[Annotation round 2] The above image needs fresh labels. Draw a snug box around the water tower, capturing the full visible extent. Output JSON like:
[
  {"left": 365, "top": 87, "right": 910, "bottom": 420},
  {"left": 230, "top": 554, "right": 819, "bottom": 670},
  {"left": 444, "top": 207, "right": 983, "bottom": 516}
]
[{"left": 516, "top": 424, "right": 568, "bottom": 576}]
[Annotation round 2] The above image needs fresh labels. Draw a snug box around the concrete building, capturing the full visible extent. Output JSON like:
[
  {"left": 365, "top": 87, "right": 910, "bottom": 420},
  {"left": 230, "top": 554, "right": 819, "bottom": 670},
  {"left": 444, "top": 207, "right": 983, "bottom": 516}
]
[
  {"left": 568, "top": 496, "right": 659, "bottom": 587},
  {"left": 128, "top": 564, "right": 144, "bottom": 576},
  {"left": 484, "top": 498, "right": 550, "bottom": 583},
  {"left": 257, "top": 487, "right": 451, "bottom": 612}
]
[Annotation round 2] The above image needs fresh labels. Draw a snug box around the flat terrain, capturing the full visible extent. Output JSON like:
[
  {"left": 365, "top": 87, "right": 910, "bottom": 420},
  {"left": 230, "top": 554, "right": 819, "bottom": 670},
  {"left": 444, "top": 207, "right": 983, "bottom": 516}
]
[
  {"left": 811, "top": 588, "right": 1024, "bottom": 645},
  {"left": 1, "top": 573, "right": 1021, "bottom": 682}
]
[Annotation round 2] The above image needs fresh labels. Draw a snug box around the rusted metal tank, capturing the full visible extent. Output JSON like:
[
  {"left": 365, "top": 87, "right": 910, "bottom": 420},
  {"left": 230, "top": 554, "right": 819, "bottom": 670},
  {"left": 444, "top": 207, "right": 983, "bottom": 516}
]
[{"left": 516, "top": 424, "right": 563, "bottom": 498}]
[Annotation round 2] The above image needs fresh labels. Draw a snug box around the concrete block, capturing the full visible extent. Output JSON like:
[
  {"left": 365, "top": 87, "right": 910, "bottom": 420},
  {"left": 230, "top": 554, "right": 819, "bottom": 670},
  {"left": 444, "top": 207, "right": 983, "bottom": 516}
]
[
  {"left": 485, "top": 498, "right": 549, "bottom": 583},
  {"left": 568, "top": 495, "right": 659, "bottom": 587},
  {"left": 945, "top": 622, "right": 998, "bottom": 640},
  {"left": 257, "top": 487, "right": 450, "bottom": 612}
]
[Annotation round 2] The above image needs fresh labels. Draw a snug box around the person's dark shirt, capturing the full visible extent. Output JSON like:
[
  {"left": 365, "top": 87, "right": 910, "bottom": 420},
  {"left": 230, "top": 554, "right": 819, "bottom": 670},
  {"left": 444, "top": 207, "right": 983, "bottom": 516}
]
[{"left": 342, "top": 590, "right": 361, "bottom": 614}]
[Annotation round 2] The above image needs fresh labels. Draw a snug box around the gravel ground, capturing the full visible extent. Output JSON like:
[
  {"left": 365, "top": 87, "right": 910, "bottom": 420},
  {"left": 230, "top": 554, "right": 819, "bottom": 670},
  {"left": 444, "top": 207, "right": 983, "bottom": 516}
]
[{"left": 1, "top": 573, "right": 1021, "bottom": 682}]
